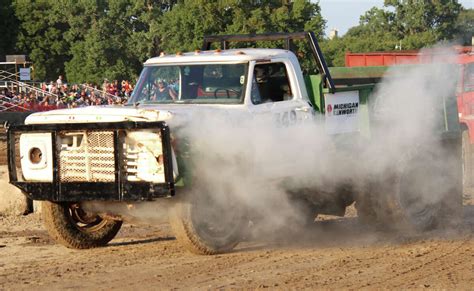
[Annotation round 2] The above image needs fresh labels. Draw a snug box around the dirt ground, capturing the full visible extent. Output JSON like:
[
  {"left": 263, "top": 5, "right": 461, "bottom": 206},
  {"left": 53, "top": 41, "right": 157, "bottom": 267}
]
[
  {"left": 0, "top": 136, "right": 472, "bottom": 289},
  {"left": 1, "top": 197, "right": 473, "bottom": 290}
]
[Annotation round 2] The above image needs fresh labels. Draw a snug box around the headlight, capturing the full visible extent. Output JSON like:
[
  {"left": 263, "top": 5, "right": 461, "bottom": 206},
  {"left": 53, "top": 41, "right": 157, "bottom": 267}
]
[
  {"left": 20, "top": 133, "right": 53, "bottom": 181},
  {"left": 29, "top": 147, "right": 43, "bottom": 164}
]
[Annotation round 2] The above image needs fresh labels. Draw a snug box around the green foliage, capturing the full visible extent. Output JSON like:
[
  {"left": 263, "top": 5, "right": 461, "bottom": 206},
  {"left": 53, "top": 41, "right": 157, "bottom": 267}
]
[
  {"left": 3, "top": 0, "right": 470, "bottom": 82},
  {"left": 319, "top": 38, "right": 345, "bottom": 67},
  {"left": 322, "top": 0, "right": 466, "bottom": 66},
  {"left": 385, "top": 0, "right": 462, "bottom": 40},
  {"left": 64, "top": 0, "right": 163, "bottom": 84},
  {"left": 0, "top": 0, "right": 19, "bottom": 59},
  {"left": 454, "top": 8, "right": 474, "bottom": 45},
  {"left": 156, "top": 0, "right": 325, "bottom": 73},
  {"left": 13, "top": 0, "right": 71, "bottom": 80},
  {"left": 12, "top": 0, "right": 170, "bottom": 83},
  {"left": 157, "top": 0, "right": 230, "bottom": 52}
]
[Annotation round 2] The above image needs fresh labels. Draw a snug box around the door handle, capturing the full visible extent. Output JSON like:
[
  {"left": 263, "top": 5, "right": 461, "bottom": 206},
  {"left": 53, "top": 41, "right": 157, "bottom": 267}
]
[{"left": 295, "top": 107, "right": 310, "bottom": 112}]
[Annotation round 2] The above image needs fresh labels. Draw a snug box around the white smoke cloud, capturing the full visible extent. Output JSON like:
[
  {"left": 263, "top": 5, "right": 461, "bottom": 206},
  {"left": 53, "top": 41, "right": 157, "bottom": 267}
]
[
  {"left": 84, "top": 45, "right": 462, "bottom": 243},
  {"left": 170, "top": 45, "right": 461, "bottom": 237}
]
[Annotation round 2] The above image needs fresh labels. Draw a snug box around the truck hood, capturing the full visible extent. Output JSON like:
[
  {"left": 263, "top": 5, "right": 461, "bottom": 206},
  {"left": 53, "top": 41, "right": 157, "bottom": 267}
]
[
  {"left": 25, "top": 106, "right": 174, "bottom": 125},
  {"left": 24, "top": 103, "right": 246, "bottom": 126}
]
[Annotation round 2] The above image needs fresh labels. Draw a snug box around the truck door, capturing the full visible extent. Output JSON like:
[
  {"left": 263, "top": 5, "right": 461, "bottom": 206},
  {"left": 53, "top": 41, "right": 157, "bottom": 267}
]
[
  {"left": 249, "top": 61, "right": 313, "bottom": 126},
  {"left": 248, "top": 60, "right": 314, "bottom": 179}
]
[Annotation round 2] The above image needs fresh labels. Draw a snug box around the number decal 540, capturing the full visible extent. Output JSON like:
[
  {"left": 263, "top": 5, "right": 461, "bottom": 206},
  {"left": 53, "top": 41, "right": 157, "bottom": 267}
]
[{"left": 274, "top": 110, "right": 297, "bottom": 127}]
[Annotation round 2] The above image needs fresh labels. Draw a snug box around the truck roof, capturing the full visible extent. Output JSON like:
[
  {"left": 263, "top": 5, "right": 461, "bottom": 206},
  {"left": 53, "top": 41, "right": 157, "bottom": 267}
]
[{"left": 144, "top": 48, "right": 295, "bottom": 65}]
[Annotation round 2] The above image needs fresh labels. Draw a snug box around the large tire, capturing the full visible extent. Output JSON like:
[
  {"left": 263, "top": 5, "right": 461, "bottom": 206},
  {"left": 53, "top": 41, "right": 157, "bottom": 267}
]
[
  {"left": 169, "top": 192, "right": 247, "bottom": 255},
  {"left": 42, "top": 201, "right": 122, "bottom": 249},
  {"left": 358, "top": 149, "right": 462, "bottom": 231}
]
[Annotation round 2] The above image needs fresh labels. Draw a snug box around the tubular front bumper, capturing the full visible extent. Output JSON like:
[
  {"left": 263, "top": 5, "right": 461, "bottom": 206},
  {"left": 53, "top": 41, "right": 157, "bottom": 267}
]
[{"left": 7, "top": 121, "right": 175, "bottom": 202}]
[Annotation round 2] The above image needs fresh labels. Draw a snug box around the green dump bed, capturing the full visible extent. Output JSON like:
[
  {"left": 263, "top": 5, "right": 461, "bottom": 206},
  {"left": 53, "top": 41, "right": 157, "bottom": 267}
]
[{"left": 304, "top": 65, "right": 460, "bottom": 138}]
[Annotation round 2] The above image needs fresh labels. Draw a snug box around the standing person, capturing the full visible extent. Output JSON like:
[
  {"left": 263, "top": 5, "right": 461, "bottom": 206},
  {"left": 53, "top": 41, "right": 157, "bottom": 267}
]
[
  {"left": 56, "top": 75, "right": 63, "bottom": 87},
  {"left": 107, "top": 82, "right": 116, "bottom": 96},
  {"left": 121, "top": 80, "right": 127, "bottom": 96},
  {"left": 102, "top": 79, "right": 109, "bottom": 95},
  {"left": 115, "top": 80, "right": 122, "bottom": 96},
  {"left": 47, "top": 81, "right": 54, "bottom": 92},
  {"left": 123, "top": 80, "right": 132, "bottom": 97}
]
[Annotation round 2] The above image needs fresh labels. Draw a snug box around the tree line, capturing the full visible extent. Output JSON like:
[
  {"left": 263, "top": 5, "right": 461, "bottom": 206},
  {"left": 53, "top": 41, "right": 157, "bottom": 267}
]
[{"left": 0, "top": 0, "right": 472, "bottom": 83}]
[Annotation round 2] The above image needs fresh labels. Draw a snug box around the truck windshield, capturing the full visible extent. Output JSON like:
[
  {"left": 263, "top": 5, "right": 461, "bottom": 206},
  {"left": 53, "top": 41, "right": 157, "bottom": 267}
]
[{"left": 128, "top": 63, "right": 248, "bottom": 104}]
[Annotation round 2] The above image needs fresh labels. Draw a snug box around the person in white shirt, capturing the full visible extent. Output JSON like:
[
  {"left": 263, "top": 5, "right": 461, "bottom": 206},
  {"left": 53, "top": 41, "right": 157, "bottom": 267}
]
[{"left": 56, "top": 75, "right": 63, "bottom": 87}]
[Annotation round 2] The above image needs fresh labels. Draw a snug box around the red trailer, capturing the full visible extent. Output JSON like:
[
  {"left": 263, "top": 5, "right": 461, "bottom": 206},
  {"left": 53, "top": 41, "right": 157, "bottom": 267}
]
[{"left": 345, "top": 47, "right": 473, "bottom": 67}]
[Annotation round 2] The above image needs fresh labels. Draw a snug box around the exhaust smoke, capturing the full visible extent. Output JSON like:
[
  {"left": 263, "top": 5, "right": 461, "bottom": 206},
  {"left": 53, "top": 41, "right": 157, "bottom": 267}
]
[{"left": 86, "top": 45, "right": 462, "bottom": 243}]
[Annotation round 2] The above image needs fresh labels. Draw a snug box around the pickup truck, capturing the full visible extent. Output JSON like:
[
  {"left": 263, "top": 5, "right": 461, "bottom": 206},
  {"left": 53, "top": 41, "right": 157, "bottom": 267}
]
[{"left": 7, "top": 32, "right": 462, "bottom": 254}]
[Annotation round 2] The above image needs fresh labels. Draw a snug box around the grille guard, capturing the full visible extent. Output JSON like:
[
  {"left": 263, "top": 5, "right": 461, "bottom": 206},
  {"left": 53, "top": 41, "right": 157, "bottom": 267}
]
[{"left": 7, "top": 121, "right": 175, "bottom": 201}]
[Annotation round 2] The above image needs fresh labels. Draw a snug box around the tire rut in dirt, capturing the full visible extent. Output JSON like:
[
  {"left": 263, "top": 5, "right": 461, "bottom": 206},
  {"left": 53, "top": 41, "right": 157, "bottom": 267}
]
[{"left": 352, "top": 239, "right": 471, "bottom": 288}]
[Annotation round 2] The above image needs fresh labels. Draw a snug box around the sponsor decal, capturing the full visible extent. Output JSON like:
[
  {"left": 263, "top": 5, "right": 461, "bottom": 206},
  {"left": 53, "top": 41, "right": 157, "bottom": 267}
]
[
  {"left": 324, "top": 91, "right": 360, "bottom": 134},
  {"left": 326, "top": 104, "right": 333, "bottom": 114},
  {"left": 332, "top": 102, "right": 358, "bottom": 116}
]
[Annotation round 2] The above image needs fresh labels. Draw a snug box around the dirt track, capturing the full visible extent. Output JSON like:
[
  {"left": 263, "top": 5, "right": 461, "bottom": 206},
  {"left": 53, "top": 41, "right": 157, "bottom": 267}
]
[
  {"left": 0, "top": 143, "right": 473, "bottom": 289},
  {"left": 1, "top": 202, "right": 473, "bottom": 289}
]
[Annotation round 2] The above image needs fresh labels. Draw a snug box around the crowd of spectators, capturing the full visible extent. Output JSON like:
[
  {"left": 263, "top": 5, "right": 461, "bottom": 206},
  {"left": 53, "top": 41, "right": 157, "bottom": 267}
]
[{"left": 0, "top": 76, "right": 134, "bottom": 112}]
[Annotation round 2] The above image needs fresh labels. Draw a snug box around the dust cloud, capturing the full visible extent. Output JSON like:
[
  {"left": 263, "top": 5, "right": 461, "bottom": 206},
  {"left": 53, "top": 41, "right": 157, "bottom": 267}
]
[
  {"left": 364, "top": 47, "right": 461, "bottom": 209},
  {"left": 84, "top": 46, "right": 462, "bottom": 242}
]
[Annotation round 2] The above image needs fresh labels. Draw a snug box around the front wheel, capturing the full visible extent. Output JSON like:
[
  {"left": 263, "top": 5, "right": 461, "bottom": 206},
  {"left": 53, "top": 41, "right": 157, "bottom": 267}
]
[
  {"left": 42, "top": 201, "right": 122, "bottom": 249},
  {"left": 169, "top": 193, "right": 247, "bottom": 255}
]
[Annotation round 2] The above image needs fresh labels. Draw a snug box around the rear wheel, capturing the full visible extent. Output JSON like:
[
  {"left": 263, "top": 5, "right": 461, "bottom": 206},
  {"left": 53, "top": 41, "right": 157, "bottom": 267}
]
[
  {"left": 169, "top": 192, "right": 247, "bottom": 255},
  {"left": 395, "top": 162, "right": 443, "bottom": 230},
  {"left": 42, "top": 201, "right": 122, "bottom": 249},
  {"left": 361, "top": 153, "right": 462, "bottom": 231}
]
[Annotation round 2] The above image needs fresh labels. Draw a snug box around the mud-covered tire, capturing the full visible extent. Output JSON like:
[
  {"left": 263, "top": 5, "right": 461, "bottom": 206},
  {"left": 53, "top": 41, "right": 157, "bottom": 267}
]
[
  {"left": 42, "top": 201, "right": 122, "bottom": 249},
  {"left": 169, "top": 193, "right": 246, "bottom": 255},
  {"left": 368, "top": 152, "right": 462, "bottom": 231}
]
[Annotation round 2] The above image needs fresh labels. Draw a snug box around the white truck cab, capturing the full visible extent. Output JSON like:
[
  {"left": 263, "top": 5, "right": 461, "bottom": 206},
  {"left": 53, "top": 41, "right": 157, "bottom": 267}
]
[{"left": 131, "top": 48, "right": 314, "bottom": 124}]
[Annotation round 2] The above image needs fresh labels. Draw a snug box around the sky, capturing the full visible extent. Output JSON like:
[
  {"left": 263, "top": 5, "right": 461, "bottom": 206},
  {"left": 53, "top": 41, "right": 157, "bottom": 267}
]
[{"left": 318, "top": 0, "right": 474, "bottom": 36}]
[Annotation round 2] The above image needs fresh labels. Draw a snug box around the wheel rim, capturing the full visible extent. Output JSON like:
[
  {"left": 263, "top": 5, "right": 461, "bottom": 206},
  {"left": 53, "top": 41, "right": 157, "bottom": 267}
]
[{"left": 67, "top": 203, "right": 108, "bottom": 232}]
